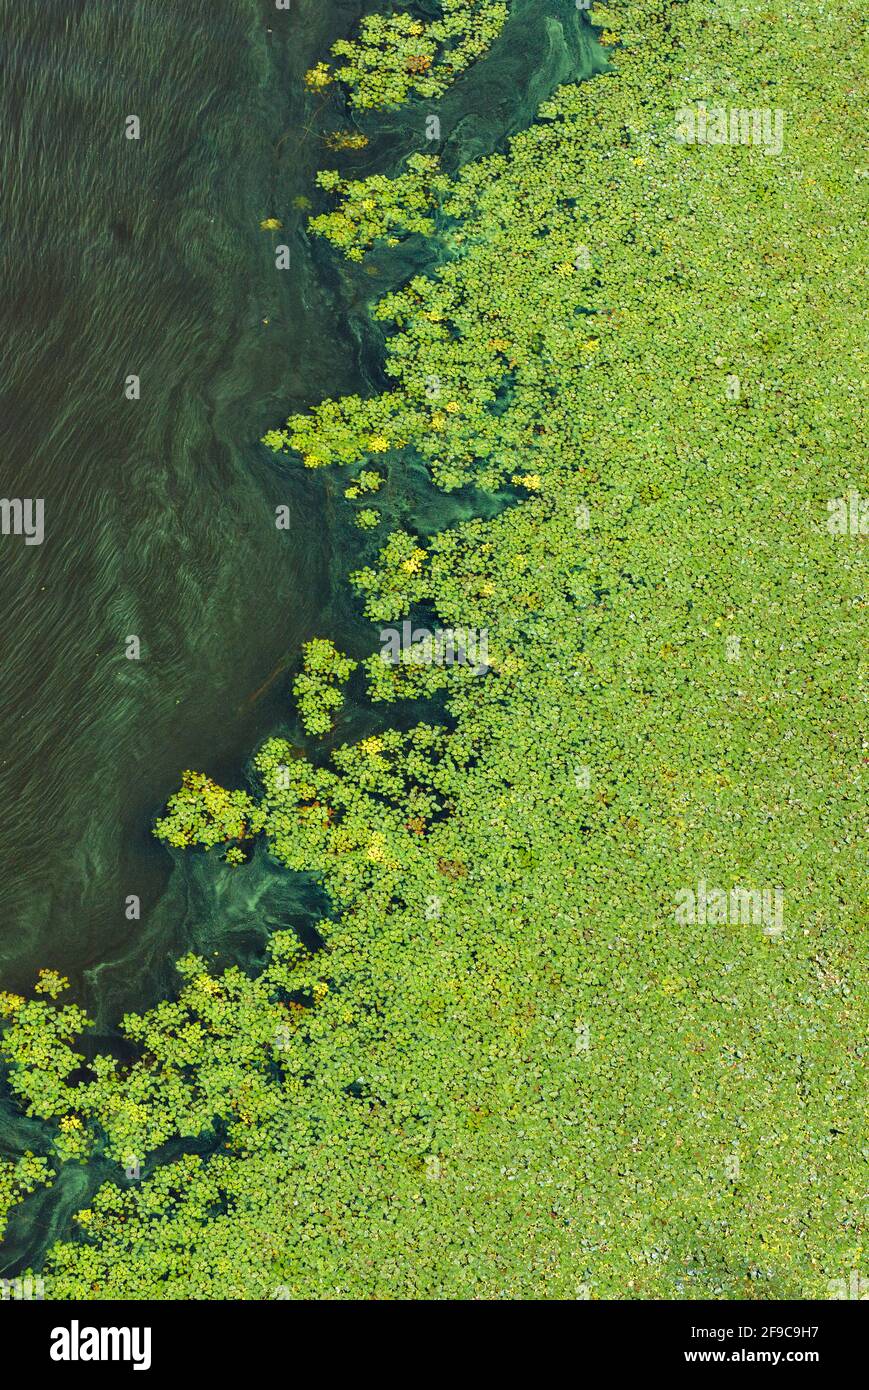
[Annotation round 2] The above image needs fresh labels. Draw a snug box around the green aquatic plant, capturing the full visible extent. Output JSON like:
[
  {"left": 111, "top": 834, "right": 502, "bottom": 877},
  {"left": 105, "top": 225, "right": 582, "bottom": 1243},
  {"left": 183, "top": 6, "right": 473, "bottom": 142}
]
[
  {"left": 314, "top": 1, "right": 510, "bottom": 111},
  {"left": 0, "top": 1153, "right": 53, "bottom": 1240},
  {"left": 293, "top": 638, "right": 358, "bottom": 736},
  {"left": 323, "top": 130, "right": 370, "bottom": 152},
  {"left": 344, "top": 468, "right": 383, "bottom": 499},
  {"left": 308, "top": 155, "right": 451, "bottom": 261},
  {"left": 0, "top": 991, "right": 89, "bottom": 1125},
  {"left": 153, "top": 771, "right": 265, "bottom": 851}
]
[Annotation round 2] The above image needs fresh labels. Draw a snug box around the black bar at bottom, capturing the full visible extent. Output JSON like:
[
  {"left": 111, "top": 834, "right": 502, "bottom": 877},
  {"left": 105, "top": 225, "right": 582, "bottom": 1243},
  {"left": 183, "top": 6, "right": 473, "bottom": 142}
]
[{"left": 1, "top": 1297, "right": 863, "bottom": 1375}]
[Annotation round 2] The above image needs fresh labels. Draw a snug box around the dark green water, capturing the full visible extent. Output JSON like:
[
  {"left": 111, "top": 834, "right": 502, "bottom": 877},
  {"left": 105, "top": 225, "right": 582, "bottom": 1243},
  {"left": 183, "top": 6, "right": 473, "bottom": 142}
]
[
  {"left": 0, "top": 0, "right": 604, "bottom": 1273},
  {"left": 0, "top": 0, "right": 376, "bottom": 1024}
]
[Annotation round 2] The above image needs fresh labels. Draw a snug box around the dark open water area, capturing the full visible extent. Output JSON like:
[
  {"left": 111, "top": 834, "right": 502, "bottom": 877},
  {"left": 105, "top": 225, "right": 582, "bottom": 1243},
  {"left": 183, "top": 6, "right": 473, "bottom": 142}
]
[
  {"left": 0, "top": 0, "right": 375, "bottom": 1026},
  {"left": 0, "top": 0, "right": 603, "bottom": 1271}
]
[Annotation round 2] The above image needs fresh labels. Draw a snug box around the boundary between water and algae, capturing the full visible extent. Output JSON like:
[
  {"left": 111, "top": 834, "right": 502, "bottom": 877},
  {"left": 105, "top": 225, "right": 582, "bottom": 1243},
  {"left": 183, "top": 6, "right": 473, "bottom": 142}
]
[{"left": 1, "top": 0, "right": 865, "bottom": 1299}]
